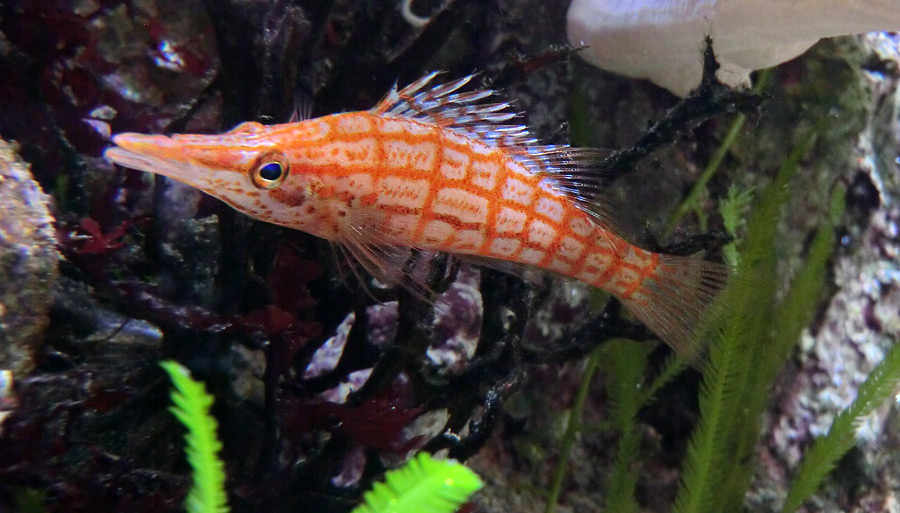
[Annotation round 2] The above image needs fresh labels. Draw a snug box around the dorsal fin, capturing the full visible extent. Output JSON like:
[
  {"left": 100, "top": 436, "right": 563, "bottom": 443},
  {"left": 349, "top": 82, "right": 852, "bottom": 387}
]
[
  {"left": 372, "top": 72, "right": 534, "bottom": 146},
  {"left": 372, "top": 72, "right": 624, "bottom": 236}
]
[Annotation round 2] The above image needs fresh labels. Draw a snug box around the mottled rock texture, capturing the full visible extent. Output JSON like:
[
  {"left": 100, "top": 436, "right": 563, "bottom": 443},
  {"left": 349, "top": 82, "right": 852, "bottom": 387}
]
[
  {"left": 749, "top": 33, "right": 900, "bottom": 513},
  {"left": 0, "top": 139, "right": 59, "bottom": 374}
]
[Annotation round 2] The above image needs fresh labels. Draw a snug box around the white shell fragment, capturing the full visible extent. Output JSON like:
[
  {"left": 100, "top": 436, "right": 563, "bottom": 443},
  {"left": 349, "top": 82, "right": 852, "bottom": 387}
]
[
  {"left": 0, "top": 370, "right": 15, "bottom": 436},
  {"left": 304, "top": 311, "right": 355, "bottom": 379},
  {"left": 567, "top": 0, "right": 900, "bottom": 96}
]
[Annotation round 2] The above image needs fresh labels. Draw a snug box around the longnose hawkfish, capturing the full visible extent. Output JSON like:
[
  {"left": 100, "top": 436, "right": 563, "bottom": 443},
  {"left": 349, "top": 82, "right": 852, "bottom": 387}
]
[{"left": 105, "top": 73, "right": 727, "bottom": 362}]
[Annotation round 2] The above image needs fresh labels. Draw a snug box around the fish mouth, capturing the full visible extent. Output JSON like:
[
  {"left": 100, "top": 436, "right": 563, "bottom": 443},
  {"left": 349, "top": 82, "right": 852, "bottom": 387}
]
[{"left": 104, "top": 133, "right": 207, "bottom": 188}]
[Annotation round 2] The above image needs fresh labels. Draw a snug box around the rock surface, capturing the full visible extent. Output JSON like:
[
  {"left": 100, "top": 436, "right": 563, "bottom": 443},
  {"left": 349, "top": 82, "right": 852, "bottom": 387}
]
[
  {"left": 0, "top": 139, "right": 59, "bottom": 375},
  {"left": 750, "top": 32, "right": 900, "bottom": 513}
]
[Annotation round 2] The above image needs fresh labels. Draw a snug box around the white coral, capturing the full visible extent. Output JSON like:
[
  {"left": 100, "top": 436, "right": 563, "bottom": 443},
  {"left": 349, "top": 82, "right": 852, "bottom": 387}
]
[{"left": 567, "top": 0, "right": 900, "bottom": 96}]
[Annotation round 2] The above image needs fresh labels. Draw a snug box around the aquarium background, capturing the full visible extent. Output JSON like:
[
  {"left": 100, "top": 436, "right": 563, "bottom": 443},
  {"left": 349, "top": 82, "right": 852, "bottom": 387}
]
[{"left": 0, "top": 1, "right": 899, "bottom": 512}]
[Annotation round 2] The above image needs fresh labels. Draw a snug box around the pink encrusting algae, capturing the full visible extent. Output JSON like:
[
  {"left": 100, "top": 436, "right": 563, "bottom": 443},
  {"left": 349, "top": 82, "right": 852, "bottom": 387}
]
[{"left": 105, "top": 73, "right": 726, "bottom": 362}]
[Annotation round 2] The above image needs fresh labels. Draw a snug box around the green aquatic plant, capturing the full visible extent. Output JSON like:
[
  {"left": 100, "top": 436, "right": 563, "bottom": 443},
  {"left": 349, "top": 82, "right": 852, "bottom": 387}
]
[
  {"left": 781, "top": 340, "right": 900, "bottom": 512},
  {"left": 352, "top": 452, "right": 483, "bottom": 513},
  {"left": 674, "top": 131, "right": 824, "bottom": 513},
  {"left": 717, "top": 184, "right": 754, "bottom": 268},
  {"left": 161, "top": 361, "right": 229, "bottom": 513},
  {"left": 11, "top": 488, "right": 46, "bottom": 513},
  {"left": 600, "top": 339, "right": 655, "bottom": 513},
  {"left": 160, "top": 359, "right": 481, "bottom": 513},
  {"left": 544, "top": 110, "right": 896, "bottom": 513},
  {"left": 544, "top": 344, "right": 605, "bottom": 513},
  {"left": 548, "top": 99, "right": 793, "bottom": 513},
  {"left": 664, "top": 69, "right": 771, "bottom": 236},
  {"left": 545, "top": 340, "right": 688, "bottom": 513}
]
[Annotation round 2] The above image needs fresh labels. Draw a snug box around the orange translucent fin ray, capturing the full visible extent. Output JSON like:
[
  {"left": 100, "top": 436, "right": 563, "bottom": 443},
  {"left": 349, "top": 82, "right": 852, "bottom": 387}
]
[
  {"left": 619, "top": 255, "right": 729, "bottom": 365},
  {"left": 331, "top": 241, "right": 375, "bottom": 296},
  {"left": 340, "top": 219, "right": 438, "bottom": 301}
]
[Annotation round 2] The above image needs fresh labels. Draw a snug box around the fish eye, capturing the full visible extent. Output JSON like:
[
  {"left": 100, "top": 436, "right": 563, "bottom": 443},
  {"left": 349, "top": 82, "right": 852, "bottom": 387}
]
[
  {"left": 260, "top": 162, "right": 283, "bottom": 180},
  {"left": 251, "top": 153, "right": 290, "bottom": 189}
]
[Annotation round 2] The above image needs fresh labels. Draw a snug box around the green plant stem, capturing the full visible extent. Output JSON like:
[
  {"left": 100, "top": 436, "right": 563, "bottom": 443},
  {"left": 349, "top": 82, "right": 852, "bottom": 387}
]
[
  {"left": 544, "top": 345, "right": 605, "bottom": 513},
  {"left": 640, "top": 355, "right": 688, "bottom": 405},
  {"left": 664, "top": 69, "right": 771, "bottom": 237},
  {"left": 603, "top": 340, "right": 654, "bottom": 513},
  {"left": 664, "top": 113, "right": 746, "bottom": 236}
]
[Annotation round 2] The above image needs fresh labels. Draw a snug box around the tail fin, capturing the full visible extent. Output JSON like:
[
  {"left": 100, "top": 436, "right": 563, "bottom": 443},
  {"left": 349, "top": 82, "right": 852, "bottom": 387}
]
[{"left": 619, "top": 255, "right": 729, "bottom": 366}]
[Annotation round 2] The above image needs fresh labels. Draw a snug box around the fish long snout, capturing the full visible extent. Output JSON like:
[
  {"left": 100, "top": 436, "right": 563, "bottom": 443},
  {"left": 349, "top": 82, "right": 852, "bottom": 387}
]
[
  {"left": 107, "top": 133, "right": 181, "bottom": 160},
  {"left": 104, "top": 132, "right": 201, "bottom": 184}
]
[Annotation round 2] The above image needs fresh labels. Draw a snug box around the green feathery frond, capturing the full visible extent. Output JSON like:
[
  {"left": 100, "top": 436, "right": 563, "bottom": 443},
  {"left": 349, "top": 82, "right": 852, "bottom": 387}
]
[
  {"left": 781, "top": 340, "right": 900, "bottom": 512},
  {"left": 161, "top": 361, "right": 229, "bottom": 513},
  {"left": 718, "top": 184, "right": 755, "bottom": 268},
  {"left": 713, "top": 133, "right": 824, "bottom": 512},
  {"left": 672, "top": 289, "right": 757, "bottom": 513},
  {"left": 12, "top": 488, "right": 46, "bottom": 513},
  {"left": 640, "top": 354, "right": 688, "bottom": 406},
  {"left": 675, "top": 131, "right": 815, "bottom": 513},
  {"left": 674, "top": 192, "right": 778, "bottom": 513},
  {"left": 601, "top": 339, "right": 655, "bottom": 513},
  {"left": 352, "top": 452, "right": 483, "bottom": 513}
]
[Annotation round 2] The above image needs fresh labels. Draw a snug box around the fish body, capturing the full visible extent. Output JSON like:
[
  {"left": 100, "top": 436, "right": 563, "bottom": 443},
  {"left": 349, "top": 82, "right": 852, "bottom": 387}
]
[{"left": 106, "top": 73, "right": 725, "bottom": 361}]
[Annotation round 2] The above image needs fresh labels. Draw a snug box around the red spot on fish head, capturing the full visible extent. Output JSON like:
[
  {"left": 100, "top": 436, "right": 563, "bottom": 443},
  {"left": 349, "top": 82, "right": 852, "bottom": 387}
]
[{"left": 269, "top": 188, "right": 307, "bottom": 207}]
